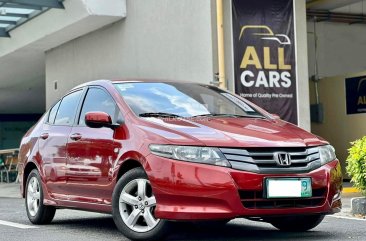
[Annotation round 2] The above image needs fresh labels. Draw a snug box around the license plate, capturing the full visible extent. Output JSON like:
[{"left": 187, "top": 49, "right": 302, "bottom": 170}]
[{"left": 265, "top": 178, "right": 312, "bottom": 198}]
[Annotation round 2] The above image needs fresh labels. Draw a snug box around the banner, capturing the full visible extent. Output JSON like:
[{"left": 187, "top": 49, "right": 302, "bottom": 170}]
[
  {"left": 232, "top": 0, "right": 298, "bottom": 124},
  {"left": 345, "top": 76, "right": 366, "bottom": 115}
]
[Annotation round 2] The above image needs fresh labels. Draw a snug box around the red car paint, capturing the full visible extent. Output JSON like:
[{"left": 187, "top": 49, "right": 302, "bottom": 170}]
[{"left": 18, "top": 80, "right": 342, "bottom": 220}]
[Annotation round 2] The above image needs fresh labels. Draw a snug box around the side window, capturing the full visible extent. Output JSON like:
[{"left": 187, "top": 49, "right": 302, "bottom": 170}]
[
  {"left": 47, "top": 101, "right": 61, "bottom": 124},
  {"left": 54, "top": 90, "right": 83, "bottom": 126},
  {"left": 79, "top": 88, "right": 118, "bottom": 126}
]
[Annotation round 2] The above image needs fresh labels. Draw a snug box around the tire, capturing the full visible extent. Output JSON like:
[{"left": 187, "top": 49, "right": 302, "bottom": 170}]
[
  {"left": 270, "top": 215, "right": 325, "bottom": 232},
  {"left": 25, "top": 169, "right": 56, "bottom": 224},
  {"left": 112, "top": 167, "right": 170, "bottom": 241}
]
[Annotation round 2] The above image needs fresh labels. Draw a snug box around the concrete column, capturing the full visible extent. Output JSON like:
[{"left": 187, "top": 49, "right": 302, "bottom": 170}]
[{"left": 294, "top": 0, "right": 311, "bottom": 131}]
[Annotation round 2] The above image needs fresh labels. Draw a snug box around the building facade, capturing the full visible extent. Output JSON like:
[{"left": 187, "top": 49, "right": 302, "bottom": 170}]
[{"left": 0, "top": 0, "right": 309, "bottom": 149}]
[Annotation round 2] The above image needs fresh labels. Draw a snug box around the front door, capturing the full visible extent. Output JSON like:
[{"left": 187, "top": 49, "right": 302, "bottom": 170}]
[{"left": 66, "top": 87, "right": 120, "bottom": 204}]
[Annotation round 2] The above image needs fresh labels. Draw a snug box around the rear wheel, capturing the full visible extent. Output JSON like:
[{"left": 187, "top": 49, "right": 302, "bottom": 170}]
[
  {"left": 25, "top": 169, "right": 56, "bottom": 224},
  {"left": 269, "top": 215, "right": 325, "bottom": 232},
  {"left": 112, "top": 167, "right": 170, "bottom": 241}
]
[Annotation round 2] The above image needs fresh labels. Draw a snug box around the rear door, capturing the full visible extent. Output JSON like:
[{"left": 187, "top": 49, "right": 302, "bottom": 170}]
[
  {"left": 39, "top": 89, "right": 83, "bottom": 200},
  {"left": 66, "top": 86, "right": 120, "bottom": 203}
]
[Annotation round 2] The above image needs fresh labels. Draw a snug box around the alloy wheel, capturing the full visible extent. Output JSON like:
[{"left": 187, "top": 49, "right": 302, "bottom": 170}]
[
  {"left": 119, "top": 178, "right": 160, "bottom": 232},
  {"left": 27, "top": 176, "right": 41, "bottom": 217}
]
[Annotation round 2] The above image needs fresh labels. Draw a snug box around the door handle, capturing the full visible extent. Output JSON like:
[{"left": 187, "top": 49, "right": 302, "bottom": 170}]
[
  {"left": 70, "top": 133, "right": 82, "bottom": 141},
  {"left": 40, "top": 133, "right": 49, "bottom": 140}
]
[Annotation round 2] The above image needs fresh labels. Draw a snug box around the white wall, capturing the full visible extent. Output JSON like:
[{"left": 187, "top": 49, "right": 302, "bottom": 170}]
[
  {"left": 308, "top": 21, "right": 366, "bottom": 79},
  {"left": 46, "top": 0, "right": 215, "bottom": 107}
]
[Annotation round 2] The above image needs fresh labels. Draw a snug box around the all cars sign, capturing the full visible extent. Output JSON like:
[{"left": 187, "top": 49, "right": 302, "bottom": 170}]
[
  {"left": 345, "top": 76, "right": 366, "bottom": 115},
  {"left": 232, "top": 0, "right": 298, "bottom": 124}
]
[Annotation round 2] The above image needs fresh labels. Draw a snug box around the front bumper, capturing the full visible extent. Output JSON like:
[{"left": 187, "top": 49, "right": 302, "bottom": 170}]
[{"left": 146, "top": 155, "right": 342, "bottom": 220}]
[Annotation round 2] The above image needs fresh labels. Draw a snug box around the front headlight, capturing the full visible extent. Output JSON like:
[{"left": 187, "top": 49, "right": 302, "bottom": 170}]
[
  {"left": 149, "top": 144, "right": 231, "bottom": 167},
  {"left": 319, "top": 145, "right": 337, "bottom": 165}
]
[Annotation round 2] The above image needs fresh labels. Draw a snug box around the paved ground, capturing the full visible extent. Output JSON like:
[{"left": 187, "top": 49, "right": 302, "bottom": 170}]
[
  {"left": 0, "top": 183, "right": 21, "bottom": 198},
  {"left": 0, "top": 183, "right": 365, "bottom": 241}
]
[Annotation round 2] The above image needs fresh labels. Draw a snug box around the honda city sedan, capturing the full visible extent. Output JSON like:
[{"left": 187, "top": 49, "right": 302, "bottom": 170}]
[{"left": 18, "top": 80, "right": 342, "bottom": 240}]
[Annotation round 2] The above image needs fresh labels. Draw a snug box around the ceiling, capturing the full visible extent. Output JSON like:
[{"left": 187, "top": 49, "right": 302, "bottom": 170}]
[
  {"left": 307, "top": 0, "right": 366, "bottom": 24},
  {"left": 0, "top": 0, "right": 64, "bottom": 37},
  {"left": 0, "top": 0, "right": 126, "bottom": 114},
  {"left": 0, "top": 0, "right": 64, "bottom": 114},
  {"left": 307, "top": 0, "right": 364, "bottom": 11}
]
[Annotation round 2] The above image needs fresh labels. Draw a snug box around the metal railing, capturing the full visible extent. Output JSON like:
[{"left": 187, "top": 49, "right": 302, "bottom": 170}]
[{"left": 0, "top": 148, "right": 19, "bottom": 183}]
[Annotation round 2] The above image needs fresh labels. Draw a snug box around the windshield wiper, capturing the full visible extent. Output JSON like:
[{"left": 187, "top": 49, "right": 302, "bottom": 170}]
[
  {"left": 139, "top": 112, "right": 182, "bottom": 118},
  {"left": 192, "top": 113, "right": 266, "bottom": 119}
]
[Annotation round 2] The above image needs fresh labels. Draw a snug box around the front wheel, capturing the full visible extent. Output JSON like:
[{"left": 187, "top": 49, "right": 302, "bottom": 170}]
[
  {"left": 270, "top": 215, "right": 325, "bottom": 232},
  {"left": 112, "top": 167, "right": 170, "bottom": 241}
]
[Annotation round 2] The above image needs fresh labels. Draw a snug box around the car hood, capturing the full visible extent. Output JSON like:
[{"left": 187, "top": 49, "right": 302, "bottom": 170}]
[{"left": 138, "top": 117, "right": 327, "bottom": 148}]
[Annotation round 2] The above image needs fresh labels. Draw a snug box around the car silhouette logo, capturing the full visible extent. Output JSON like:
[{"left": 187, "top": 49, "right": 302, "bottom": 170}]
[
  {"left": 239, "top": 25, "right": 291, "bottom": 45},
  {"left": 357, "top": 78, "right": 366, "bottom": 92}
]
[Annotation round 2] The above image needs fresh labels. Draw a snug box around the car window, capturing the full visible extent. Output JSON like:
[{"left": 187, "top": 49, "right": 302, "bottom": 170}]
[
  {"left": 47, "top": 101, "right": 61, "bottom": 124},
  {"left": 78, "top": 88, "right": 118, "bottom": 126},
  {"left": 54, "top": 90, "right": 83, "bottom": 126},
  {"left": 200, "top": 93, "right": 252, "bottom": 115},
  {"left": 115, "top": 82, "right": 261, "bottom": 117}
]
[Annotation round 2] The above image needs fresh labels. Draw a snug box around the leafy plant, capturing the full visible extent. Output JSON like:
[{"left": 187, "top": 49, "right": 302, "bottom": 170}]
[{"left": 346, "top": 136, "right": 366, "bottom": 196}]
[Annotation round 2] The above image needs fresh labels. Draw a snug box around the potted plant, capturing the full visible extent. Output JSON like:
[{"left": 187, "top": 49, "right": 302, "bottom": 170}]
[{"left": 346, "top": 136, "right": 366, "bottom": 216}]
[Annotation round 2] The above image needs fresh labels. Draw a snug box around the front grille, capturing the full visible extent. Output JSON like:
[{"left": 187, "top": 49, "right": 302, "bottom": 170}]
[
  {"left": 239, "top": 188, "right": 327, "bottom": 209},
  {"left": 220, "top": 147, "right": 322, "bottom": 174}
]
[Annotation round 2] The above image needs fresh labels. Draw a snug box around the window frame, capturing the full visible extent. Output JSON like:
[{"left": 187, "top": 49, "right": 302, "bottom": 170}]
[
  {"left": 77, "top": 86, "right": 121, "bottom": 127},
  {"left": 49, "top": 88, "right": 86, "bottom": 127},
  {"left": 45, "top": 100, "right": 61, "bottom": 125}
]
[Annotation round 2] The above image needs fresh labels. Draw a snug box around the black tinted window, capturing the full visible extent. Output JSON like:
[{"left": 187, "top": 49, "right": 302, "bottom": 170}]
[
  {"left": 54, "top": 90, "right": 82, "bottom": 126},
  {"left": 47, "top": 101, "right": 60, "bottom": 124},
  {"left": 79, "top": 88, "right": 117, "bottom": 125}
]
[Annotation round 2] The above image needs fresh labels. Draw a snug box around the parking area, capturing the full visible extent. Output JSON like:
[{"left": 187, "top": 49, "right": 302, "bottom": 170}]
[
  {"left": 1, "top": 0, "right": 366, "bottom": 240},
  {"left": 0, "top": 184, "right": 364, "bottom": 241}
]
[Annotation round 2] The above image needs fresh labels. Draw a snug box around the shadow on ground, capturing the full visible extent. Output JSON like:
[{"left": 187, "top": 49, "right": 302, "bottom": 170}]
[{"left": 51, "top": 216, "right": 331, "bottom": 241}]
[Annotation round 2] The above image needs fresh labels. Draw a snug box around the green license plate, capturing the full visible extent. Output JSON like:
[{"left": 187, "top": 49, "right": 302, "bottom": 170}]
[{"left": 265, "top": 178, "right": 312, "bottom": 198}]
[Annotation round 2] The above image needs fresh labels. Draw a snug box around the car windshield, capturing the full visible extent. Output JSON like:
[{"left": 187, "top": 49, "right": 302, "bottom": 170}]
[{"left": 114, "top": 82, "right": 264, "bottom": 118}]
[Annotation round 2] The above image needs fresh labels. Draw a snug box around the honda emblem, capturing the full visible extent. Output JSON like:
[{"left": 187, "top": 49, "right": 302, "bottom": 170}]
[{"left": 274, "top": 152, "right": 291, "bottom": 166}]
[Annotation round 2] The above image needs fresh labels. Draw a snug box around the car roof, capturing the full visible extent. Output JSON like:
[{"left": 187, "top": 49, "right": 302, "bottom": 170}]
[
  {"left": 111, "top": 79, "right": 198, "bottom": 84},
  {"left": 72, "top": 79, "right": 202, "bottom": 90}
]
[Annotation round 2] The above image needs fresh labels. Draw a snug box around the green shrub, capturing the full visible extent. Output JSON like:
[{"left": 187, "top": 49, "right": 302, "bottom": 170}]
[{"left": 346, "top": 136, "right": 366, "bottom": 196}]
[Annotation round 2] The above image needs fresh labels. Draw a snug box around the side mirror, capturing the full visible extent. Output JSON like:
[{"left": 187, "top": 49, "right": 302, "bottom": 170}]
[
  {"left": 85, "top": 111, "right": 113, "bottom": 129},
  {"left": 271, "top": 114, "right": 281, "bottom": 120}
]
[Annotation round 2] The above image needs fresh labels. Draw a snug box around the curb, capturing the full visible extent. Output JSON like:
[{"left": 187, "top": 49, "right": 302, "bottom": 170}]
[{"left": 343, "top": 187, "right": 361, "bottom": 194}]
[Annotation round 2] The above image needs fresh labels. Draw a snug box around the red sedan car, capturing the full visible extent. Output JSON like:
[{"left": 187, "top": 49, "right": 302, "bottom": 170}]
[{"left": 18, "top": 80, "right": 342, "bottom": 241}]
